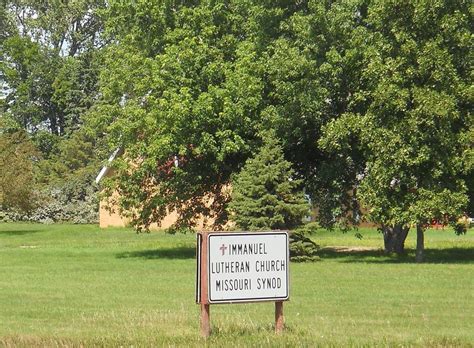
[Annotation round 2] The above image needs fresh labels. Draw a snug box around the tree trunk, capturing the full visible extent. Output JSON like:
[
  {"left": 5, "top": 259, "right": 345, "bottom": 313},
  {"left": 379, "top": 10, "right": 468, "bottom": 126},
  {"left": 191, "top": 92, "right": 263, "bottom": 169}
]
[
  {"left": 382, "top": 224, "right": 394, "bottom": 253},
  {"left": 416, "top": 224, "right": 424, "bottom": 263},
  {"left": 49, "top": 115, "right": 58, "bottom": 135},
  {"left": 394, "top": 225, "right": 409, "bottom": 254},
  {"left": 382, "top": 224, "right": 410, "bottom": 254}
]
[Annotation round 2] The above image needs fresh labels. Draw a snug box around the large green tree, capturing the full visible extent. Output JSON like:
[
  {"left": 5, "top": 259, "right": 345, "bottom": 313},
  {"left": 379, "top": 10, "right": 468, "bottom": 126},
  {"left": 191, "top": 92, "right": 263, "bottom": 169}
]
[
  {"left": 262, "top": 0, "right": 368, "bottom": 230},
  {"left": 91, "top": 1, "right": 307, "bottom": 230},
  {"left": 1, "top": 0, "right": 105, "bottom": 139},
  {"left": 1, "top": 1, "right": 106, "bottom": 222},
  {"left": 90, "top": 0, "right": 471, "bottom": 250},
  {"left": 320, "top": 0, "right": 472, "bottom": 260}
]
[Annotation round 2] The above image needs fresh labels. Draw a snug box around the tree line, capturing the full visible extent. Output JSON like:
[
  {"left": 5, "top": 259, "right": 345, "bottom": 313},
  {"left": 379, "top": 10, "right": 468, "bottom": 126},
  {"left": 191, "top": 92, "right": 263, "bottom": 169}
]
[
  {"left": 1, "top": 0, "right": 105, "bottom": 223},
  {"left": 1, "top": 1, "right": 472, "bottom": 260}
]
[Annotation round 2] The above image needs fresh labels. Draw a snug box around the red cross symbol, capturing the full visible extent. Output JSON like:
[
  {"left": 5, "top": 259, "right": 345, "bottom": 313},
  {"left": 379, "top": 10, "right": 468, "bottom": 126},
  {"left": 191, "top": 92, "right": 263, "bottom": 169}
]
[{"left": 219, "top": 243, "right": 227, "bottom": 256}]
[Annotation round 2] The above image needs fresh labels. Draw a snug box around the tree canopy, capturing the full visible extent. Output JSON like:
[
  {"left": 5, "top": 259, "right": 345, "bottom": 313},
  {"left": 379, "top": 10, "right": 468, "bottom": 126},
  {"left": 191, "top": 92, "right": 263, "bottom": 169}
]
[
  {"left": 319, "top": 0, "right": 472, "bottom": 258},
  {"left": 1, "top": 0, "right": 471, "bottom": 253},
  {"left": 89, "top": 0, "right": 472, "bottom": 241},
  {"left": 1, "top": 0, "right": 106, "bottom": 223},
  {"left": 1, "top": 0, "right": 105, "bottom": 138},
  {"left": 92, "top": 1, "right": 304, "bottom": 230}
]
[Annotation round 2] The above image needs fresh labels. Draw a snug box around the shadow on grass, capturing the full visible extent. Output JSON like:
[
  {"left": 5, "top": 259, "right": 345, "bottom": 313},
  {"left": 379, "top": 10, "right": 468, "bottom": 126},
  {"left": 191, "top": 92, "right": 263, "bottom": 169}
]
[
  {"left": 319, "top": 247, "right": 474, "bottom": 264},
  {"left": 116, "top": 246, "right": 195, "bottom": 260},
  {"left": 0, "top": 229, "right": 43, "bottom": 236}
]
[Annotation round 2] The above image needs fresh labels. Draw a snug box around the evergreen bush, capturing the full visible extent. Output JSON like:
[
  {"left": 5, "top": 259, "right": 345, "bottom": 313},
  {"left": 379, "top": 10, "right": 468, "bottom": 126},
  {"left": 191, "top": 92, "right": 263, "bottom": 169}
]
[
  {"left": 289, "top": 232, "right": 320, "bottom": 262},
  {"left": 229, "top": 136, "right": 309, "bottom": 230}
]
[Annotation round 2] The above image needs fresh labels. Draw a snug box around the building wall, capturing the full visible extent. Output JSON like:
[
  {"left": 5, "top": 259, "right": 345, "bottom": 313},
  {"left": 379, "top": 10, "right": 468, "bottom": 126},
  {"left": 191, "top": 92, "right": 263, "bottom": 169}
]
[
  {"left": 97, "top": 159, "right": 232, "bottom": 230},
  {"left": 99, "top": 199, "right": 210, "bottom": 230},
  {"left": 99, "top": 199, "right": 128, "bottom": 228},
  {"left": 99, "top": 193, "right": 230, "bottom": 231}
]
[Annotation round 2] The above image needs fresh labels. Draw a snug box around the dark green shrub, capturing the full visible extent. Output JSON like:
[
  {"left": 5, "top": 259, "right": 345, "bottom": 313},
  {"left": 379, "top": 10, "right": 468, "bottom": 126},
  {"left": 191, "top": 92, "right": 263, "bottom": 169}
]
[
  {"left": 294, "top": 222, "right": 320, "bottom": 235},
  {"left": 289, "top": 232, "right": 320, "bottom": 262},
  {"left": 229, "top": 136, "right": 310, "bottom": 231}
]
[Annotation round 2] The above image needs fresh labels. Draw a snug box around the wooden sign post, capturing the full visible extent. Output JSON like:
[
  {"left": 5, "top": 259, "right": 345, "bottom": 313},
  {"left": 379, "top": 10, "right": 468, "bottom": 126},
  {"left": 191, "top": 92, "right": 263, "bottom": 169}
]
[
  {"left": 196, "top": 232, "right": 211, "bottom": 337},
  {"left": 196, "top": 231, "right": 290, "bottom": 337}
]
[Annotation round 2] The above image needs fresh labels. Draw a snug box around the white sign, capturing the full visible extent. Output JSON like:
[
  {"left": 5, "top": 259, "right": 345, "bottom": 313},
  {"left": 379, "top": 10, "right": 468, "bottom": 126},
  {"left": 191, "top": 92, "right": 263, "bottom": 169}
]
[{"left": 207, "top": 232, "right": 289, "bottom": 304}]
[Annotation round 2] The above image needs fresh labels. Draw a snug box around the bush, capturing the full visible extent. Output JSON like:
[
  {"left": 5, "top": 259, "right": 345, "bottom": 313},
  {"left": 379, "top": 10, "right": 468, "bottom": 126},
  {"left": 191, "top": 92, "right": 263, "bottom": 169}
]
[
  {"left": 289, "top": 232, "right": 320, "bottom": 262},
  {"left": 294, "top": 222, "right": 320, "bottom": 235},
  {"left": 0, "top": 209, "right": 24, "bottom": 222},
  {"left": 0, "top": 130, "right": 39, "bottom": 212},
  {"left": 0, "top": 174, "right": 99, "bottom": 224},
  {"left": 228, "top": 135, "right": 310, "bottom": 231}
]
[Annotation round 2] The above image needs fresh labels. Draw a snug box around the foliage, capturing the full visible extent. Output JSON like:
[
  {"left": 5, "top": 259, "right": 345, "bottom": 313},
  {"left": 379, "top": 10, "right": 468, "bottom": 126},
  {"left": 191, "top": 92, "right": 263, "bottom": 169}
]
[
  {"left": 452, "top": 220, "right": 468, "bottom": 236},
  {"left": 0, "top": 172, "right": 99, "bottom": 224},
  {"left": 34, "top": 131, "right": 101, "bottom": 224},
  {"left": 228, "top": 136, "right": 309, "bottom": 231},
  {"left": 89, "top": 1, "right": 471, "bottom": 243},
  {"left": 262, "top": 0, "right": 368, "bottom": 231},
  {"left": 0, "top": 128, "right": 99, "bottom": 224},
  {"left": 0, "top": 128, "right": 39, "bottom": 212},
  {"left": 35, "top": 130, "right": 100, "bottom": 184},
  {"left": 2, "top": 0, "right": 470, "bottom": 247},
  {"left": 318, "top": 0, "right": 472, "bottom": 257},
  {"left": 91, "top": 1, "right": 310, "bottom": 231},
  {"left": 1, "top": 0, "right": 105, "bottom": 137},
  {"left": 1, "top": 1, "right": 106, "bottom": 224},
  {"left": 35, "top": 177, "right": 98, "bottom": 224},
  {"left": 289, "top": 231, "right": 320, "bottom": 262}
]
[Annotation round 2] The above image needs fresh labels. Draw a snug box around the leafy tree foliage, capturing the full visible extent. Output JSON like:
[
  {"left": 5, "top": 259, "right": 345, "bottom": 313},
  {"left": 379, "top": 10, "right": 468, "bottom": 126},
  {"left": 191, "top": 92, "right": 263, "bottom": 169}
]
[
  {"left": 5, "top": 0, "right": 465, "bottom": 254},
  {"left": 92, "top": 1, "right": 307, "bottom": 230},
  {"left": 0, "top": 126, "right": 100, "bottom": 223},
  {"left": 1, "top": 0, "right": 105, "bottom": 138},
  {"left": 0, "top": 128, "right": 39, "bottom": 212},
  {"left": 319, "top": 0, "right": 472, "bottom": 260},
  {"left": 1, "top": 1, "right": 105, "bottom": 222},
  {"left": 263, "top": 1, "right": 368, "bottom": 230},
  {"left": 228, "top": 136, "right": 309, "bottom": 231},
  {"left": 92, "top": 0, "right": 471, "bottom": 250}
]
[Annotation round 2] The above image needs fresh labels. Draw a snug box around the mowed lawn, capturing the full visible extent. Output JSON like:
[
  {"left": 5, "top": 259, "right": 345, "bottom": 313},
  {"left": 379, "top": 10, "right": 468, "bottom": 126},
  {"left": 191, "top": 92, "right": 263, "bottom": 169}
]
[{"left": 0, "top": 223, "right": 473, "bottom": 347}]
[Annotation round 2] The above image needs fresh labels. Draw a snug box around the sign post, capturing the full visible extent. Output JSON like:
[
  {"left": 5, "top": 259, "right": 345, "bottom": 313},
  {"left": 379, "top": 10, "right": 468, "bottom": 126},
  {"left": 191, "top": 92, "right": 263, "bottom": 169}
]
[
  {"left": 196, "top": 231, "right": 289, "bottom": 337},
  {"left": 275, "top": 301, "right": 284, "bottom": 334},
  {"left": 197, "top": 232, "right": 211, "bottom": 338}
]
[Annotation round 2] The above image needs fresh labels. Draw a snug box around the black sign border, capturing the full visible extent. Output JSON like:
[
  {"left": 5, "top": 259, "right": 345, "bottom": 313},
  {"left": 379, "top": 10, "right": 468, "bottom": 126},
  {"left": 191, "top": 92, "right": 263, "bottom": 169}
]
[{"left": 207, "top": 231, "right": 290, "bottom": 304}]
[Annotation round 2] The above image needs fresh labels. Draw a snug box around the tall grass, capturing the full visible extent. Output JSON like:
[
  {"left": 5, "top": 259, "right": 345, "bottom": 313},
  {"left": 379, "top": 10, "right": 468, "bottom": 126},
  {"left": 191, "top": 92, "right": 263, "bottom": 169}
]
[{"left": 0, "top": 223, "right": 472, "bottom": 347}]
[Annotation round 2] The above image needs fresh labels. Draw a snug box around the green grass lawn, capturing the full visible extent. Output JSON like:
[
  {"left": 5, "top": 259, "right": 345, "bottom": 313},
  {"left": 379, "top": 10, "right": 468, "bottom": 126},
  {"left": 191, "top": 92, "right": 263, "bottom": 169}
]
[{"left": 0, "top": 223, "right": 473, "bottom": 347}]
